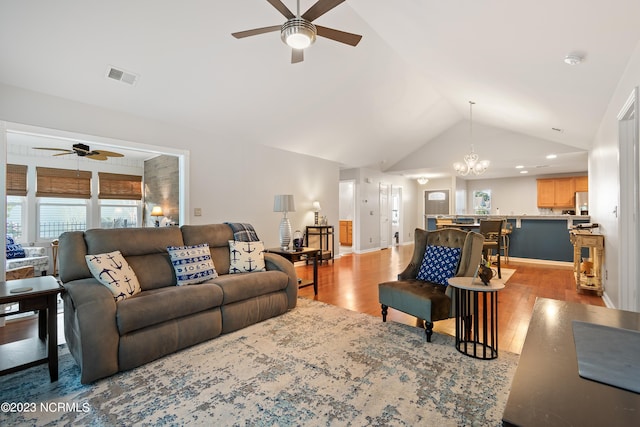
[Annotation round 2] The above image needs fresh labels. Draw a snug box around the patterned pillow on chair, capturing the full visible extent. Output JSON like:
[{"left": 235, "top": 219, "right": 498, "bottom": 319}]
[{"left": 416, "top": 245, "right": 462, "bottom": 286}]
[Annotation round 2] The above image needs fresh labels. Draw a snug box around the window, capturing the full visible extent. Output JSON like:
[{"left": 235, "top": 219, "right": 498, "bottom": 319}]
[
  {"left": 38, "top": 198, "right": 88, "bottom": 239},
  {"left": 100, "top": 200, "right": 140, "bottom": 228},
  {"left": 6, "top": 196, "right": 25, "bottom": 241}
]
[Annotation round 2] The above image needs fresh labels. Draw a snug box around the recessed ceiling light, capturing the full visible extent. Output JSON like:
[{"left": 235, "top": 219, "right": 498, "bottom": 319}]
[
  {"left": 520, "top": 170, "right": 529, "bottom": 174},
  {"left": 515, "top": 165, "right": 524, "bottom": 169},
  {"left": 564, "top": 54, "right": 583, "bottom": 65},
  {"left": 546, "top": 154, "right": 557, "bottom": 159}
]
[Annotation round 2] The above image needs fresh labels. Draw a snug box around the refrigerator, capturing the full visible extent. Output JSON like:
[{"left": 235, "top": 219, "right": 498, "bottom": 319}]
[{"left": 576, "top": 192, "right": 589, "bottom": 215}]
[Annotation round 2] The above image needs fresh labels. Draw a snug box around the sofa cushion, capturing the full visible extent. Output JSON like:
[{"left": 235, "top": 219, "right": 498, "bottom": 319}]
[
  {"left": 416, "top": 245, "right": 461, "bottom": 286},
  {"left": 181, "top": 224, "right": 234, "bottom": 274},
  {"left": 228, "top": 240, "right": 266, "bottom": 274},
  {"left": 211, "top": 270, "right": 289, "bottom": 305},
  {"left": 86, "top": 250, "right": 142, "bottom": 301},
  {"left": 167, "top": 243, "right": 218, "bottom": 286},
  {"left": 116, "top": 283, "right": 224, "bottom": 335}
]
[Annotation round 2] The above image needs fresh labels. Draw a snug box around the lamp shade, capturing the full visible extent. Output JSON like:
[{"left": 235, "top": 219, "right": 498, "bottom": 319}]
[
  {"left": 274, "top": 195, "right": 295, "bottom": 213},
  {"left": 150, "top": 206, "right": 164, "bottom": 217},
  {"left": 312, "top": 201, "right": 322, "bottom": 211}
]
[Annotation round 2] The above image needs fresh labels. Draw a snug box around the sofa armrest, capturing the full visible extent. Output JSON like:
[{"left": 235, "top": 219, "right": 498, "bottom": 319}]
[
  {"left": 63, "top": 279, "right": 120, "bottom": 384},
  {"left": 264, "top": 252, "right": 298, "bottom": 309},
  {"left": 23, "top": 246, "right": 46, "bottom": 257}
]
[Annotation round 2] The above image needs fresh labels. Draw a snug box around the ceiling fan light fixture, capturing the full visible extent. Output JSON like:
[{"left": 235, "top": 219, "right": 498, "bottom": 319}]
[{"left": 281, "top": 18, "right": 316, "bottom": 49}]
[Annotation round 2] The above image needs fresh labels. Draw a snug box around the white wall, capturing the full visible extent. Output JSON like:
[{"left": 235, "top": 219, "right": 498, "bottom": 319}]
[
  {"left": 0, "top": 84, "right": 341, "bottom": 251},
  {"left": 591, "top": 41, "right": 640, "bottom": 310},
  {"left": 340, "top": 168, "right": 419, "bottom": 253}
]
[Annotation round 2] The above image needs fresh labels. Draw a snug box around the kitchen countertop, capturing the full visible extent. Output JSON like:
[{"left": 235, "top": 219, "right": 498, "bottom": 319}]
[{"left": 427, "top": 214, "right": 590, "bottom": 221}]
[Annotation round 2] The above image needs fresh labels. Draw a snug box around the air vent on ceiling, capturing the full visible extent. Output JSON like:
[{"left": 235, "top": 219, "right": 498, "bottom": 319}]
[{"left": 106, "top": 66, "right": 139, "bottom": 86}]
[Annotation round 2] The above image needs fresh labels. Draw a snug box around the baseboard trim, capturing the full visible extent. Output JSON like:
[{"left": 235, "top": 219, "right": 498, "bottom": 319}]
[{"left": 507, "top": 256, "right": 573, "bottom": 268}]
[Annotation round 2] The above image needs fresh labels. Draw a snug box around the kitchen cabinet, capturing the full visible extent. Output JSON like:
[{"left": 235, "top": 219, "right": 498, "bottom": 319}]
[
  {"left": 339, "top": 220, "right": 352, "bottom": 246},
  {"left": 537, "top": 177, "right": 577, "bottom": 208},
  {"left": 575, "top": 176, "right": 588, "bottom": 192}
]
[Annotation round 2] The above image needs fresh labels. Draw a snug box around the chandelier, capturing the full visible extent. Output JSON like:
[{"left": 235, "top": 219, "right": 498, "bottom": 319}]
[{"left": 453, "top": 101, "right": 489, "bottom": 176}]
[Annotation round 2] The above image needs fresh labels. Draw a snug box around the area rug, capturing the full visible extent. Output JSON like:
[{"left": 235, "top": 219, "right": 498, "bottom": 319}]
[{"left": 0, "top": 298, "right": 519, "bottom": 426}]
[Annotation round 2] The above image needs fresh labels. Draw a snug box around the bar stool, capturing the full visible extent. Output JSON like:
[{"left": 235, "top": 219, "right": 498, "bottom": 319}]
[{"left": 501, "top": 222, "right": 512, "bottom": 263}]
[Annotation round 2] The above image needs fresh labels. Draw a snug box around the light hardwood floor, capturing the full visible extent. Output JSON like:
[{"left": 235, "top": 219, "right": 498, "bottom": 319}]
[
  {"left": 296, "top": 244, "right": 604, "bottom": 354},
  {"left": 1, "top": 245, "right": 604, "bottom": 355}
]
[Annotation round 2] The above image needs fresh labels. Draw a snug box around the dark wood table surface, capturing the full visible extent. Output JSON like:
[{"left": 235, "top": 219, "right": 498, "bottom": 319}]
[
  {"left": 0, "top": 275, "right": 63, "bottom": 381},
  {"left": 266, "top": 247, "right": 320, "bottom": 295},
  {"left": 502, "top": 297, "right": 640, "bottom": 426}
]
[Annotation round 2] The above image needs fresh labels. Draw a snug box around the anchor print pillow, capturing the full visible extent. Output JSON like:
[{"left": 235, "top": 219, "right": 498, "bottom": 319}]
[
  {"left": 228, "top": 240, "right": 266, "bottom": 274},
  {"left": 86, "top": 250, "right": 142, "bottom": 302}
]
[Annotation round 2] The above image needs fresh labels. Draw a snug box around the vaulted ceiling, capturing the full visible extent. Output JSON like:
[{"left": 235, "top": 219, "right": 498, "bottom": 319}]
[{"left": 2, "top": 1, "right": 639, "bottom": 179}]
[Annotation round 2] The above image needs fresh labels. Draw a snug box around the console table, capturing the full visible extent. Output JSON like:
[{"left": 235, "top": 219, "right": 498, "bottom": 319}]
[
  {"left": 502, "top": 298, "right": 640, "bottom": 426},
  {"left": 305, "top": 225, "right": 334, "bottom": 263},
  {"left": 0, "top": 275, "right": 62, "bottom": 382},
  {"left": 570, "top": 231, "right": 604, "bottom": 296}
]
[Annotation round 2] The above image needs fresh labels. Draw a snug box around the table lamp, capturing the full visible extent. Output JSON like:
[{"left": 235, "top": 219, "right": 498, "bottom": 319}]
[
  {"left": 312, "top": 201, "right": 322, "bottom": 225},
  {"left": 274, "top": 195, "right": 295, "bottom": 250},
  {"left": 151, "top": 206, "right": 164, "bottom": 227}
]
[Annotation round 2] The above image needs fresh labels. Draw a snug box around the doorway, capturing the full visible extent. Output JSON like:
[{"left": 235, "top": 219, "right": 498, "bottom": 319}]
[
  {"left": 338, "top": 180, "right": 355, "bottom": 255},
  {"left": 424, "top": 189, "right": 450, "bottom": 228}
]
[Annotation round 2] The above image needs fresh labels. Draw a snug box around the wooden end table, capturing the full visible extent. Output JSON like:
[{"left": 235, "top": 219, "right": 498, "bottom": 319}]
[
  {"left": 448, "top": 276, "right": 505, "bottom": 360},
  {"left": 266, "top": 247, "right": 321, "bottom": 295},
  {"left": 0, "top": 275, "right": 63, "bottom": 381}
]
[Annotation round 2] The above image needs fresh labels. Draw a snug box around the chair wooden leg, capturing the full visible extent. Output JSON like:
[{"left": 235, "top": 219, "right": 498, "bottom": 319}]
[
  {"left": 425, "top": 321, "right": 433, "bottom": 342},
  {"left": 381, "top": 304, "right": 388, "bottom": 322}
]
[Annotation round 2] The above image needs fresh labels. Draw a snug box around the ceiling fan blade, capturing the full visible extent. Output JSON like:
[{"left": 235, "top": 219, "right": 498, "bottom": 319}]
[
  {"left": 93, "top": 150, "right": 124, "bottom": 158},
  {"left": 291, "top": 48, "right": 304, "bottom": 64},
  {"left": 232, "top": 25, "right": 281, "bottom": 39},
  {"left": 33, "top": 147, "right": 74, "bottom": 153},
  {"left": 316, "top": 25, "right": 362, "bottom": 46},
  {"left": 302, "top": 0, "right": 345, "bottom": 22},
  {"left": 86, "top": 154, "right": 108, "bottom": 161},
  {"left": 267, "top": 0, "right": 295, "bottom": 19},
  {"left": 52, "top": 152, "right": 75, "bottom": 157}
]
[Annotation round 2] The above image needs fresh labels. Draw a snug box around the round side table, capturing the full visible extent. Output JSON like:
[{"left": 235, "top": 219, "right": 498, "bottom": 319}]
[{"left": 448, "top": 276, "right": 505, "bottom": 360}]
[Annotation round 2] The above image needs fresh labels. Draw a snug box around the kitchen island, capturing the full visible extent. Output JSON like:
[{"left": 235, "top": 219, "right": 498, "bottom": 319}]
[{"left": 426, "top": 215, "right": 591, "bottom": 263}]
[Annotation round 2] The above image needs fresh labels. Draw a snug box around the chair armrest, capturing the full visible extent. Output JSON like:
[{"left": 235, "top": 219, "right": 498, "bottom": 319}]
[
  {"left": 264, "top": 252, "right": 298, "bottom": 309},
  {"left": 398, "top": 262, "right": 419, "bottom": 280},
  {"left": 63, "top": 279, "right": 119, "bottom": 384}
]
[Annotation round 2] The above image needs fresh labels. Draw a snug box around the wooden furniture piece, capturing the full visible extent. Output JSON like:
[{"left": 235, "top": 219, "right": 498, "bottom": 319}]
[
  {"left": 305, "top": 225, "right": 334, "bottom": 263},
  {"left": 569, "top": 231, "right": 604, "bottom": 296},
  {"left": 502, "top": 298, "right": 640, "bottom": 426},
  {"left": 0, "top": 275, "right": 62, "bottom": 382},
  {"left": 339, "top": 220, "right": 352, "bottom": 246},
  {"left": 5, "top": 265, "right": 35, "bottom": 281},
  {"left": 51, "top": 239, "right": 59, "bottom": 277},
  {"left": 266, "top": 247, "right": 321, "bottom": 295},
  {"left": 537, "top": 176, "right": 587, "bottom": 208},
  {"left": 448, "top": 276, "right": 505, "bottom": 359}
]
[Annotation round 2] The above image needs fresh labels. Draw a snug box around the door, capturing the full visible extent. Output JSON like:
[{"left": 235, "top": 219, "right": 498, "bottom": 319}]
[{"left": 379, "top": 183, "right": 389, "bottom": 248}]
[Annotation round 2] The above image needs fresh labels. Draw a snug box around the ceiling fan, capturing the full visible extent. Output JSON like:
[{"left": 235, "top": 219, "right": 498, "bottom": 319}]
[
  {"left": 232, "top": 0, "right": 362, "bottom": 64},
  {"left": 33, "top": 143, "right": 124, "bottom": 161}
]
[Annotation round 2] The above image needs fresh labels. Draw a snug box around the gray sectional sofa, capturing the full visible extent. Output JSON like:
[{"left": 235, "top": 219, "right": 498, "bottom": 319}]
[{"left": 59, "top": 224, "right": 298, "bottom": 384}]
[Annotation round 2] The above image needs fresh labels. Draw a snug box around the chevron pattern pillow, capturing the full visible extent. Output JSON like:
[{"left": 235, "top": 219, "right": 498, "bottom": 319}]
[
  {"left": 228, "top": 240, "right": 266, "bottom": 274},
  {"left": 86, "top": 251, "right": 142, "bottom": 302},
  {"left": 416, "top": 245, "right": 462, "bottom": 286}
]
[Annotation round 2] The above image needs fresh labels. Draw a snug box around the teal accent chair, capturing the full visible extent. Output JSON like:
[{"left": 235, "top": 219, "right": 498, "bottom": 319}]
[{"left": 378, "top": 228, "right": 484, "bottom": 341}]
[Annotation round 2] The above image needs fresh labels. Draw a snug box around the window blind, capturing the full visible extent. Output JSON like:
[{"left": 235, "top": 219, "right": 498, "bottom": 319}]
[
  {"left": 98, "top": 172, "right": 143, "bottom": 200},
  {"left": 36, "top": 167, "right": 92, "bottom": 199},
  {"left": 6, "top": 164, "right": 28, "bottom": 196}
]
